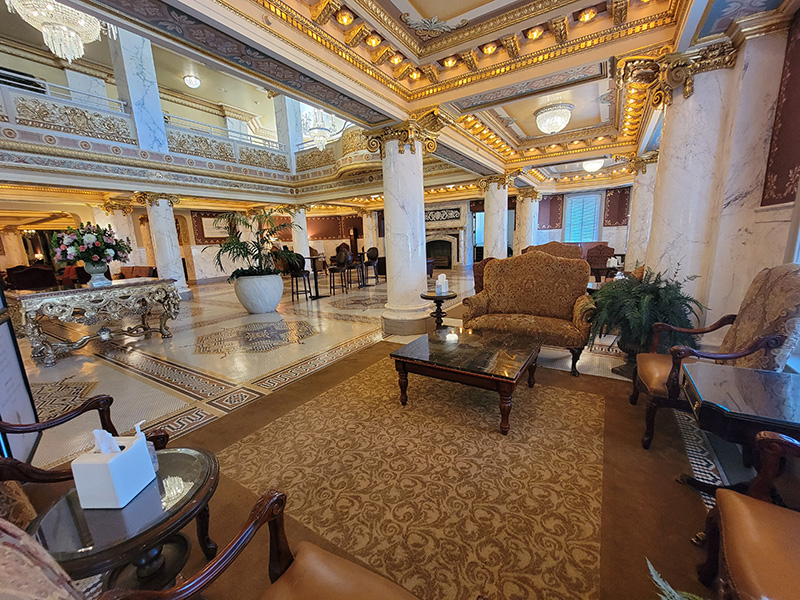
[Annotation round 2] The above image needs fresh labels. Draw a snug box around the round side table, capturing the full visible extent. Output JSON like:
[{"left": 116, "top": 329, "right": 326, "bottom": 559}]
[{"left": 420, "top": 291, "right": 457, "bottom": 329}]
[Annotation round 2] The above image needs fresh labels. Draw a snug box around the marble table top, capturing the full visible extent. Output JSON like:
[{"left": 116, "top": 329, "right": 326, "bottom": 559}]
[
  {"left": 5, "top": 278, "right": 175, "bottom": 300},
  {"left": 391, "top": 326, "right": 543, "bottom": 381}
]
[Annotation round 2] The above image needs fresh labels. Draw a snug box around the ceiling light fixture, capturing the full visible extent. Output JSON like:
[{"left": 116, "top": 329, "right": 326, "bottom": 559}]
[
  {"left": 336, "top": 9, "right": 354, "bottom": 25},
  {"left": 481, "top": 42, "right": 497, "bottom": 55},
  {"left": 301, "top": 108, "right": 335, "bottom": 151},
  {"left": 579, "top": 7, "right": 597, "bottom": 22},
  {"left": 183, "top": 75, "right": 201, "bottom": 89},
  {"left": 534, "top": 103, "right": 574, "bottom": 134},
  {"left": 5, "top": 0, "right": 117, "bottom": 63},
  {"left": 389, "top": 53, "right": 404, "bottom": 65},
  {"left": 583, "top": 159, "right": 605, "bottom": 172},
  {"left": 526, "top": 26, "right": 544, "bottom": 40},
  {"left": 365, "top": 33, "right": 381, "bottom": 47},
  {"left": 443, "top": 56, "right": 458, "bottom": 68},
  {"left": 409, "top": 69, "right": 420, "bottom": 80}
]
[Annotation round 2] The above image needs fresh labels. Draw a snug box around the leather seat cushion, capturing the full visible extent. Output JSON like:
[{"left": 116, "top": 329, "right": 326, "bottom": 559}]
[
  {"left": 261, "top": 542, "right": 417, "bottom": 600},
  {"left": 635, "top": 353, "right": 697, "bottom": 397},
  {"left": 717, "top": 490, "right": 800, "bottom": 600},
  {"left": 465, "top": 314, "right": 586, "bottom": 347}
]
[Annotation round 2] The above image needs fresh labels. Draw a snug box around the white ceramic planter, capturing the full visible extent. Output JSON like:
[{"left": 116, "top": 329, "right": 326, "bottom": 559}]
[
  {"left": 233, "top": 274, "right": 284, "bottom": 313},
  {"left": 84, "top": 261, "right": 111, "bottom": 288}
]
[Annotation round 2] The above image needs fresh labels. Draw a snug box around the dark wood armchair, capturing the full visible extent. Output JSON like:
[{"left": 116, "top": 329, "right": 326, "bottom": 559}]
[
  {"left": 90, "top": 491, "right": 417, "bottom": 599},
  {"left": 697, "top": 431, "right": 800, "bottom": 599},
  {"left": 630, "top": 263, "right": 800, "bottom": 449}
]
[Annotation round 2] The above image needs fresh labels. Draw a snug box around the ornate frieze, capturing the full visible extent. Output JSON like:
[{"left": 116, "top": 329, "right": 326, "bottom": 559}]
[
  {"left": 344, "top": 23, "right": 371, "bottom": 47},
  {"left": 611, "top": 0, "right": 628, "bottom": 26},
  {"left": 458, "top": 50, "right": 478, "bottom": 71},
  {"left": 420, "top": 65, "right": 439, "bottom": 84},
  {"left": 341, "top": 128, "right": 369, "bottom": 155},
  {"left": 370, "top": 45, "right": 395, "bottom": 65},
  {"left": 100, "top": 198, "right": 134, "bottom": 215},
  {"left": 400, "top": 13, "right": 468, "bottom": 40},
  {"left": 500, "top": 34, "right": 520, "bottom": 59},
  {"left": 296, "top": 147, "right": 336, "bottom": 171},
  {"left": 14, "top": 97, "right": 134, "bottom": 144},
  {"left": 612, "top": 150, "right": 659, "bottom": 174},
  {"left": 238, "top": 147, "right": 290, "bottom": 172},
  {"left": 425, "top": 207, "right": 461, "bottom": 222},
  {"left": 309, "top": 0, "right": 341, "bottom": 25},
  {"left": 166, "top": 130, "right": 235, "bottom": 162},
  {"left": 549, "top": 16, "right": 569, "bottom": 44},
  {"left": 478, "top": 170, "right": 522, "bottom": 190},
  {"left": 134, "top": 191, "right": 180, "bottom": 207}
]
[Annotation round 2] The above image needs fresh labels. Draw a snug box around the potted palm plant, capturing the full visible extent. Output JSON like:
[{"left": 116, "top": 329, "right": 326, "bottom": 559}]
[
  {"left": 206, "top": 208, "right": 297, "bottom": 314},
  {"left": 589, "top": 268, "right": 703, "bottom": 378}
]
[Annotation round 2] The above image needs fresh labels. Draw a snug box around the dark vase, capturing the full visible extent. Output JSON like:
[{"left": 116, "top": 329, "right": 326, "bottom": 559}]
[{"left": 612, "top": 336, "right": 646, "bottom": 380}]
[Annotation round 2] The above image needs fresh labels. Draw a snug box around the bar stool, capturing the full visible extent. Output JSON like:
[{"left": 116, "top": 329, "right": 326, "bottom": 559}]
[
  {"left": 345, "top": 251, "right": 363, "bottom": 289},
  {"left": 289, "top": 253, "right": 311, "bottom": 301},
  {"left": 328, "top": 250, "right": 348, "bottom": 295},
  {"left": 363, "top": 247, "right": 379, "bottom": 284}
]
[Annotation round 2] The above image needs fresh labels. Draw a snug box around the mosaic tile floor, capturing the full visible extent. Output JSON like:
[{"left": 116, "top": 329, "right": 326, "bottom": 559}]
[{"left": 21, "top": 269, "right": 477, "bottom": 468}]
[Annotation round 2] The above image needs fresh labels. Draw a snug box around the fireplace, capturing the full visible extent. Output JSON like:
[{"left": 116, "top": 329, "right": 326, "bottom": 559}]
[{"left": 426, "top": 235, "right": 458, "bottom": 269}]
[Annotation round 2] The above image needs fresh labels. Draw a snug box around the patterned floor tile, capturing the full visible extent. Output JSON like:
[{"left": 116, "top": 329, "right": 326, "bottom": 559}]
[
  {"left": 30, "top": 380, "right": 99, "bottom": 420},
  {"left": 145, "top": 406, "right": 219, "bottom": 439},
  {"left": 195, "top": 321, "right": 316, "bottom": 355},
  {"left": 207, "top": 387, "right": 266, "bottom": 413}
]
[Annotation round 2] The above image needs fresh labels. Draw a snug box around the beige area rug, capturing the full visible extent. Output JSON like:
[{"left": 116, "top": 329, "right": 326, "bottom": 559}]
[{"left": 218, "top": 358, "right": 605, "bottom": 600}]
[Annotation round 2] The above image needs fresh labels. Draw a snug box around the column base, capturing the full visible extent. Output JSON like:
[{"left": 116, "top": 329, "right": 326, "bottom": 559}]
[
  {"left": 177, "top": 287, "right": 194, "bottom": 300},
  {"left": 382, "top": 307, "right": 431, "bottom": 336}
]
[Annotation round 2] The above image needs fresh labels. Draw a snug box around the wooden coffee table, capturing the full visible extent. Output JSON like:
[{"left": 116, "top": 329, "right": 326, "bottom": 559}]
[{"left": 390, "top": 326, "right": 543, "bottom": 435}]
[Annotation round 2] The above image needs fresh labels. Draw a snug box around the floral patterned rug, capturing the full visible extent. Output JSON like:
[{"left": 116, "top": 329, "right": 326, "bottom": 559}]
[{"left": 218, "top": 358, "right": 604, "bottom": 599}]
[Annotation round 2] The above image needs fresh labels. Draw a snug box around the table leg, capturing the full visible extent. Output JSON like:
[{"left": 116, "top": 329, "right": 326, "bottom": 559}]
[
  {"left": 528, "top": 362, "right": 537, "bottom": 388},
  {"left": 25, "top": 316, "right": 58, "bottom": 366},
  {"left": 397, "top": 364, "right": 408, "bottom": 406},
  {"left": 430, "top": 299, "right": 447, "bottom": 329},
  {"left": 499, "top": 393, "right": 512, "bottom": 435},
  {"left": 195, "top": 505, "right": 218, "bottom": 559}
]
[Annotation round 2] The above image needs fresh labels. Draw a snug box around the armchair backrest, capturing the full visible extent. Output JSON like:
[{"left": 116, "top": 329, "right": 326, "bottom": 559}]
[
  {"left": 366, "top": 247, "right": 379, "bottom": 261},
  {"left": 585, "top": 245, "right": 615, "bottom": 268},
  {"left": 472, "top": 257, "right": 496, "bottom": 294},
  {"left": 522, "top": 241, "right": 582, "bottom": 259},
  {"left": 719, "top": 263, "right": 800, "bottom": 370},
  {"left": 483, "top": 250, "right": 590, "bottom": 320}
]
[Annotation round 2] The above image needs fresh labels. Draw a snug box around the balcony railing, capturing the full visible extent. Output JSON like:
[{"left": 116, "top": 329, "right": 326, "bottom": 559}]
[{"left": 163, "top": 114, "right": 285, "bottom": 152}]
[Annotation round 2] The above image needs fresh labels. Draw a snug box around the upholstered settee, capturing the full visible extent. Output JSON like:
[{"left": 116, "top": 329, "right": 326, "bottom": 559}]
[
  {"left": 521, "top": 241, "right": 582, "bottom": 259},
  {"left": 463, "top": 250, "right": 595, "bottom": 375}
]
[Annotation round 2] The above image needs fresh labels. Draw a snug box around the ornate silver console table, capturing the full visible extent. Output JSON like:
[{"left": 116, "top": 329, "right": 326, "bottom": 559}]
[{"left": 6, "top": 278, "right": 180, "bottom": 366}]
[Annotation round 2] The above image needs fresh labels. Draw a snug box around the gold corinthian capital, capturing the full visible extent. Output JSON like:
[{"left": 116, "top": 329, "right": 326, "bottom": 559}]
[
  {"left": 478, "top": 169, "right": 522, "bottom": 190},
  {"left": 133, "top": 192, "right": 180, "bottom": 207},
  {"left": 366, "top": 107, "right": 455, "bottom": 159}
]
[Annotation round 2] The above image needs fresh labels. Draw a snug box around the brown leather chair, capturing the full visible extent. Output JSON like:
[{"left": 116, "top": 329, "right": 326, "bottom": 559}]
[
  {"left": 522, "top": 241, "right": 582, "bottom": 259},
  {"left": 697, "top": 431, "right": 800, "bottom": 600},
  {"left": 363, "top": 247, "right": 379, "bottom": 284},
  {"left": 631, "top": 263, "right": 800, "bottom": 449},
  {"left": 472, "top": 257, "right": 496, "bottom": 294},
  {"left": 0, "top": 490, "right": 417, "bottom": 600},
  {"left": 328, "top": 250, "right": 349, "bottom": 295}
]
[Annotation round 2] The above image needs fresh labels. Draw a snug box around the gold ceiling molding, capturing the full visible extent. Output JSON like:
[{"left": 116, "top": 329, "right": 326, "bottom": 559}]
[
  {"left": 219, "top": 104, "right": 258, "bottom": 122},
  {"left": 478, "top": 170, "right": 522, "bottom": 190},
  {"left": 420, "top": 64, "right": 439, "bottom": 84},
  {"left": 100, "top": 198, "right": 134, "bottom": 215},
  {"left": 458, "top": 50, "right": 479, "bottom": 71},
  {"left": 549, "top": 16, "right": 569, "bottom": 44},
  {"left": 515, "top": 186, "right": 540, "bottom": 201},
  {"left": 505, "top": 140, "right": 633, "bottom": 164},
  {"left": 727, "top": 10, "right": 793, "bottom": 47},
  {"left": 611, "top": 0, "right": 629, "bottom": 27},
  {"left": 371, "top": 45, "right": 395, "bottom": 65},
  {"left": 133, "top": 192, "right": 181, "bottom": 207},
  {"left": 0, "top": 184, "right": 100, "bottom": 196},
  {"left": 309, "top": 0, "right": 342, "bottom": 25},
  {"left": 344, "top": 22, "right": 372, "bottom": 47},
  {"left": 612, "top": 150, "right": 659, "bottom": 174},
  {"left": 500, "top": 34, "right": 521, "bottom": 59}
]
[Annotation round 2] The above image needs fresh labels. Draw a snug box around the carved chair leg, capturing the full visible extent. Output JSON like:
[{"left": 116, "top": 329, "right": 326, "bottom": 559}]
[
  {"left": 629, "top": 366, "right": 640, "bottom": 405},
  {"left": 697, "top": 507, "right": 721, "bottom": 587},
  {"left": 568, "top": 348, "right": 583, "bottom": 377},
  {"left": 642, "top": 397, "right": 659, "bottom": 449}
]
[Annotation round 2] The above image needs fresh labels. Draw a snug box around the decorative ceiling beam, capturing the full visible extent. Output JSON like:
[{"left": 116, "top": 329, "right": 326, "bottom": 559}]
[
  {"left": 309, "top": 0, "right": 342, "bottom": 26},
  {"left": 549, "top": 16, "right": 569, "bottom": 44},
  {"left": 458, "top": 50, "right": 479, "bottom": 71},
  {"left": 420, "top": 64, "right": 439, "bottom": 84},
  {"left": 610, "top": 0, "right": 628, "bottom": 27},
  {"left": 344, "top": 22, "right": 371, "bottom": 47},
  {"left": 371, "top": 45, "right": 395, "bottom": 65},
  {"left": 393, "top": 62, "right": 414, "bottom": 80},
  {"left": 500, "top": 34, "right": 520, "bottom": 59}
]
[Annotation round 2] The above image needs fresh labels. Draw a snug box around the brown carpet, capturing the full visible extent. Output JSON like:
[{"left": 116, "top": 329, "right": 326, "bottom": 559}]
[{"left": 174, "top": 341, "right": 709, "bottom": 600}]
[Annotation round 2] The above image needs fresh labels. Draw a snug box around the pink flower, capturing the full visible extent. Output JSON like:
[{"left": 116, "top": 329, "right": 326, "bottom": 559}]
[
  {"left": 79, "top": 245, "right": 86, "bottom": 251},
  {"left": 91, "top": 254, "right": 100, "bottom": 261},
  {"left": 94, "top": 241, "right": 101, "bottom": 247},
  {"left": 59, "top": 244, "right": 66, "bottom": 250}
]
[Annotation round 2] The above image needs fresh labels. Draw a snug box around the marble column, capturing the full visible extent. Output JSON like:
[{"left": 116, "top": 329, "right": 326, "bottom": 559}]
[
  {"left": 483, "top": 181, "right": 509, "bottom": 259},
  {"left": 644, "top": 67, "right": 736, "bottom": 306},
  {"left": 290, "top": 208, "right": 310, "bottom": 266},
  {"left": 362, "top": 210, "right": 379, "bottom": 252},
  {"left": 137, "top": 194, "right": 192, "bottom": 299},
  {"left": 273, "top": 95, "right": 304, "bottom": 172},
  {"left": 513, "top": 193, "right": 539, "bottom": 255},
  {"left": 626, "top": 167, "right": 657, "bottom": 270},
  {"left": 108, "top": 29, "right": 168, "bottom": 154},
  {"left": 704, "top": 31, "right": 791, "bottom": 330},
  {"left": 381, "top": 138, "right": 429, "bottom": 334},
  {"left": 91, "top": 205, "right": 140, "bottom": 276}
]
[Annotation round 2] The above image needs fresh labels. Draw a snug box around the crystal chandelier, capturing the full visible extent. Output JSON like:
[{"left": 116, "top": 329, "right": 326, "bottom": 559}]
[
  {"left": 534, "top": 103, "right": 574, "bottom": 135},
  {"left": 5, "top": 0, "right": 117, "bottom": 64},
  {"left": 583, "top": 159, "right": 605, "bottom": 173},
  {"left": 301, "top": 108, "right": 335, "bottom": 151}
]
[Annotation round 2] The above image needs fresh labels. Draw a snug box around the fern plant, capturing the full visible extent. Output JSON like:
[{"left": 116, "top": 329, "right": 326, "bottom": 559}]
[
  {"left": 204, "top": 208, "right": 298, "bottom": 281},
  {"left": 647, "top": 559, "right": 708, "bottom": 600},
  {"left": 589, "top": 268, "right": 703, "bottom": 355}
]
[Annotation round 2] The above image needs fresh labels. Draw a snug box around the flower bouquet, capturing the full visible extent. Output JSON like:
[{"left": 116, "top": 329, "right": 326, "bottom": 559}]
[{"left": 51, "top": 223, "right": 133, "bottom": 288}]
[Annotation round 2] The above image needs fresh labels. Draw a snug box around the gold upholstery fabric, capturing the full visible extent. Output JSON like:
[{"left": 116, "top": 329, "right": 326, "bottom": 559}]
[
  {"left": 261, "top": 541, "right": 417, "bottom": 600},
  {"left": 463, "top": 251, "right": 593, "bottom": 350},
  {"left": 521, "top": 241, "right": 582, "bottom": 259},
  {"left": 0, "top": 518, "right": 83, "bottom": 600},
  {"left": 0, "top": 481, "right": 37, "bottom": 530},
  {"left": 717, "top": 490, "right": 800, "bottom": 600},
  {"left": 717, "top": 263, "right": 800, "bottom": 371}
]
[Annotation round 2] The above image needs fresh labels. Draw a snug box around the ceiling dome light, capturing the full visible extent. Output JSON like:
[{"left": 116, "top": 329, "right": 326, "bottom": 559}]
[
  {"left": 336, "top": 9, "right": 354, "bottom": 25},
  {"left": 389, "top": 53, "right": 404, "bottom": 65},
  {"left": 365, "top": 33, "right": 381, "bottom": 47},
  {"left": 583, "top": 159, "right": 605, "bottom": 172},
  {"left": 409, "top": 69, "right": 420, "bottom": 80},
  {"left": 526, "top": 26, "right": 544, "bottom": 40},
  {"left": 481, "top": 42, "right": 497, "bottom": 55},
  {"left": 443, "top": 56, "right": 458, "bottom": 68},
  {"left": 183, "top": 75, "right": 201, "bottom": 89},
  {"left": 534, "top": 103, "right": 574, "bottom": 135},
  {"left": 5, "top": 0, "right": 117, "bottom": 63},
  {"left": 579, "top": 7, "right": 597, "bottom": 22}
]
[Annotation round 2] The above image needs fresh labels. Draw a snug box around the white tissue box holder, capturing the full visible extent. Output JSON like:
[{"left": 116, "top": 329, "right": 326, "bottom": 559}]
[{"left": 71, "top": 434, "right": 156, "bottom": 509}]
